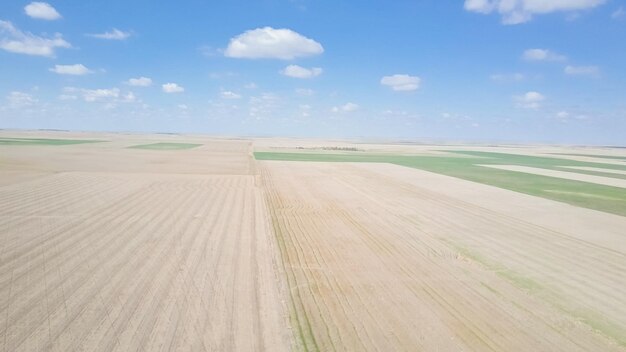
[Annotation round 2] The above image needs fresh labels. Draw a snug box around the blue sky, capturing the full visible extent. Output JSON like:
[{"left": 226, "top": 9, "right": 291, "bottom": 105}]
[{"left": 1, "top": 0, "right": 625, "bottom": 144}]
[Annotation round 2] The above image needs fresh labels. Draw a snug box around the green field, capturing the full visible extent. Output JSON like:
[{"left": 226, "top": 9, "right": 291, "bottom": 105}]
[
  {"left": 128, "top": 142, "right": 201, "bottom": 150},
  {"left": 255, "top": 151, "right": 626, "bottom": 217},
  {"left": 0, "top": 137, "right": 104, "bottom": 146},
  {"left": 550, "top": 153, "right": 626, "bottom": 161}
]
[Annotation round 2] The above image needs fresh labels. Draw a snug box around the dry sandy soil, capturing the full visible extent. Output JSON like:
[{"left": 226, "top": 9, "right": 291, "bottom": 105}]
[
  {"left": 260, "top": 161, "right": 626, "bottom": 351},
  {"left": 0, "top": 132, "right": 290, "bottom": 352},
  {"left": 1, "top": 131, "right": 626, "bottom": 351}
]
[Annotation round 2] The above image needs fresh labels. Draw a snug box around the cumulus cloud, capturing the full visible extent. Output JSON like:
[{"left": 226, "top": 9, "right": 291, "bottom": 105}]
[
  {"left": 49, "top": 64, "right": 92, "bottom": 75},
  {"left": 331, "top": 102, "right": 359, "bottom": 113},
  {"left": 281, "top": 65, "right": 323, "bottom": 79},
  {"left": 126, "top": 77, "right": 152, "bottom": 87},
  {"left": 465, "top": 0, "right": 493, "bottom": 13},
  {"left": 24, "top": 2, "right": 61, "bottom": 20},
  {"left": 515, "top": 91, "right": 545, "bottom": 109},
  {"left": 120, "top": 92, "right": 137, "bottom": 103},
  {"left": 87, "top": 28, "right": 131, "bottom": 40},
  {"left": 6, "top": 91, "right": 38, "bottom": 108},
  {"left": 0, "top": 20, "right": 70, "bottom": 57},
  {"left": 83, "top": 88, "right": 119, "bottom": 102},
  {"left": 162, "top": 83, "right": 184, "bottom": 93},
  {"left": 62, "top": 86, "right": 138, "bottom": 103},
  {"left": 224, "top": 27, "right": 323, "bottom": 60},
  {"left": 523, "top": 48, "right": 566, "bottom": 62},
  {"left": 564, "top": 65, "right": 600, "bottom": 77},
  {"left": 380, "top": 74, "right": 421, "bottom": 91},
  {"left": 220, "top": 91, "right": 241, "bottom": 99},
  {"left": 464, "top": 0, "right": 606, "bottom": 24}
]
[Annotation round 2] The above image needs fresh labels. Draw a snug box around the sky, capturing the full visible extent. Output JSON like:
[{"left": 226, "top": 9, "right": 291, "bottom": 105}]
[{"left": 1, "top": 0, "right": 625, "bottom": 145}]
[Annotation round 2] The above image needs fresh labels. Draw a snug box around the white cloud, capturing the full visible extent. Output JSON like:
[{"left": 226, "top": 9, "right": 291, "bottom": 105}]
[
  {"left": 24, "top": 2, "right": 61, "bottom": 20},
  {"left": 515, "top": 91, "right": 545, "bottom": 109},
  {"left": 63, "top": 86, "right": 139, "bottom": 104},
  {"left": 126, "top": 77, "right": 152, "bottom": 87},
  {"left": 224, "top": 27, "right": 323, "bottom": 60},
  {"left": 248, "top": 93, "right": 280, "bottom": 120},
  {"left": 523, "top": 48, "right": 566, "bottom": 61},
  {"left": 178, "top": 104, "right": 188, "bottom": 110},
  {"left": 554, "top": 110, "right": 590, "bottom": 122},
  {"left": 612, "top": 7, "right": 625, "bottom": 19},
  {"left": 120, "top": 92, "right": 137, "bottom": 103},
  {"left": 380, "top": 74, "right": 421, "bottom": 91},
  {"left": 82, "top": 88, "right": 119, "bottom": 102},
  {"left": 490, "top": 73, "right": 526, "bottom": 82},
  {"left": 556, "top": 111, "right": 570, "bottom": 120},
  {"left": 0, "top": 20, "right": 70, "bottom": 57},
  {"left": 244, "top": 82, "right": 257, "bottom": 89},
  {"left": 220, "top": 91, "right": 241, "bottom": 99},
  {"left": 331, "top": 102, "right": 359, "bottom": 113},
  {"left": 564, "top": 65, "right": 600, "bottom": 77},
  {"left": 162, "top": 83, "right": 184, "bottom": 93},
  {"left": 464, "top": 0, "right": 606, "bottom": 24},
  {"left": 6, "top": 91, "right": 38, "bottom": 108},
  {"left": 49, "top": 64, "right": 92, "bottom": 75},
  {"left": 280, "top": 65, "right": 323, "bottom": 79},
  {"left": 465, "top": 0, "right": 494, "bottom": 13},
  {"left": 87, "top": 28, "right": 131, "bottom": 40}
]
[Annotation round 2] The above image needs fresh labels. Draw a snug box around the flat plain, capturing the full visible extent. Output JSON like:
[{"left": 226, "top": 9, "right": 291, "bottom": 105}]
[
  {"left": 2, "top": 131, "right": 626, "bottom": 351},
  {"left": 0, "top": 131, "right": 290, "bottom": 352}
]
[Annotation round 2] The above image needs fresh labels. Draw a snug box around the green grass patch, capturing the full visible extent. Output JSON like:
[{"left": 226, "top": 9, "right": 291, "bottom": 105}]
[
  {"left": 128, "top": 142, "right": 201, "bottom": 150},
  {"left": 254, "top": 151, "right": 626, "bottom": 216},
  {"left": 447, "top": 150, "right": 626, "bottom": 180},
  {"left": 550, "top": 152, "right": 626, "bottom": 161},
  {"left": 0, "top": 137, "right": 104, "bottom": 146}
]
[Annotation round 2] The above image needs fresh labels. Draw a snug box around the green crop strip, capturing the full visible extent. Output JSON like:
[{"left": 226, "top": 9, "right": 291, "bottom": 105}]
[
  {"left": 254, "top": 151, "right": 626, "bottom": 217},
  {"left": 128, "top": 142, "right": 201, "bottom": 150},
  {"left": 0, "top": 137, "right": 105, "bottom": 146},
  {"left": 549, "top": 153, "right": 626, "bottom": 161}
]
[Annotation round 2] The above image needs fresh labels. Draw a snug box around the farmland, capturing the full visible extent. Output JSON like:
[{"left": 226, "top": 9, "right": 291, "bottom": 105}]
[
  {"left": 128, "top": 142, "right": 202, "bottom": 150},
  {"left": 1, "top": 131, "right": 626, "bottom": 351},
  {"left": 0, "top": 132, "right": 289, "bottom": 351}
]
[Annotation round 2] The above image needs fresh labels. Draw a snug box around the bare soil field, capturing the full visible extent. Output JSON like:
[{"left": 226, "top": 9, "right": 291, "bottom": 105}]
[
  {"left": 1, "top": 131, "right": 626, "bottom": 351},
  {"left": 260, "top": 160, "right": 626, "bottom": 351},
  {"left": 0, "top": 132, "right": 290, "bottom": 352}
]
